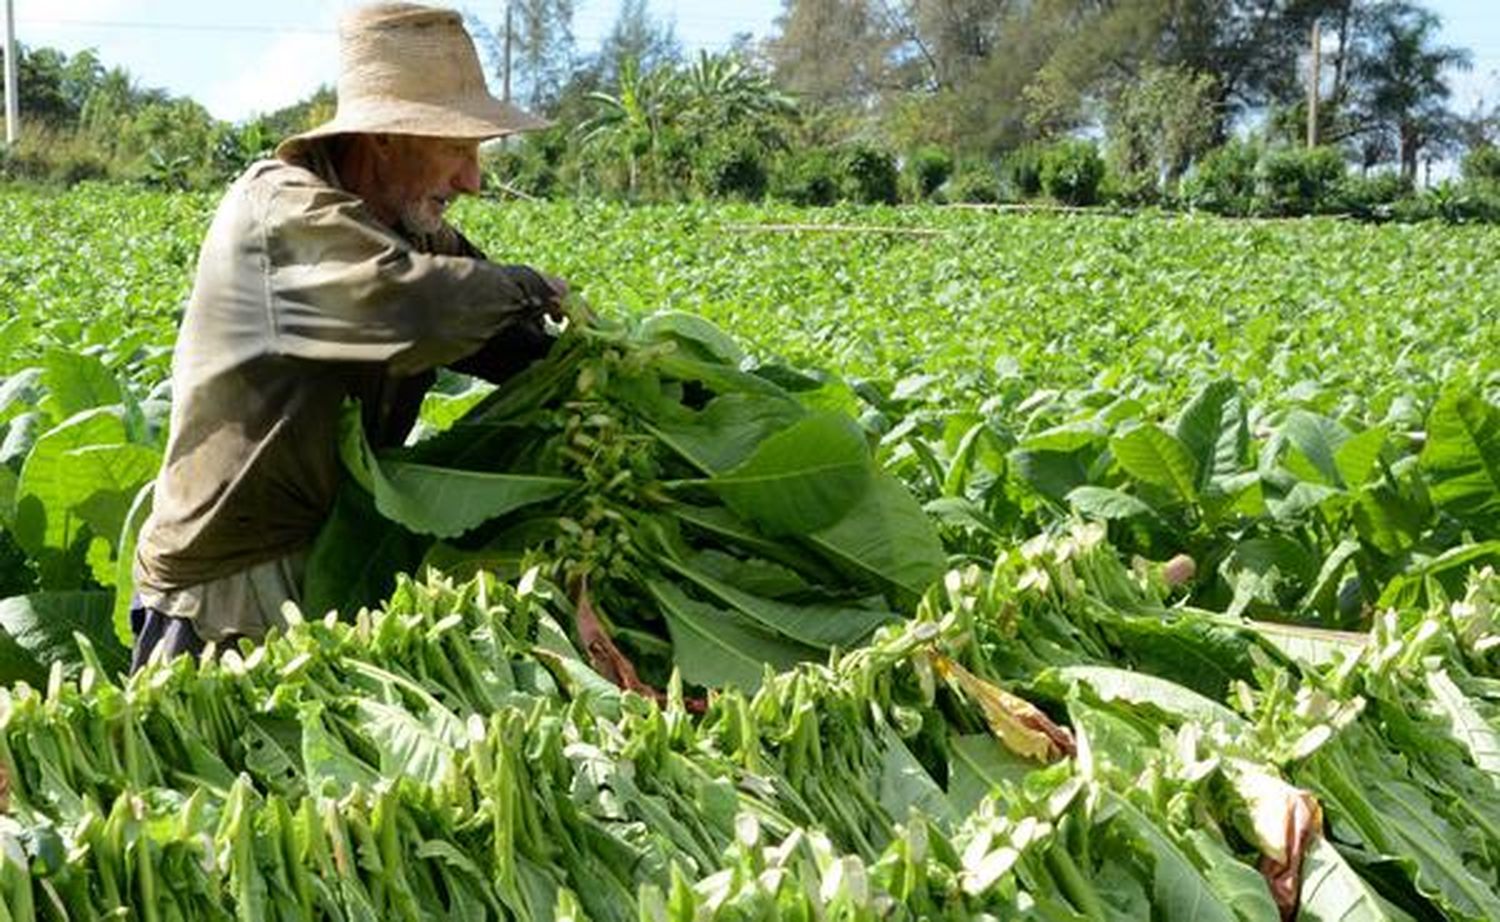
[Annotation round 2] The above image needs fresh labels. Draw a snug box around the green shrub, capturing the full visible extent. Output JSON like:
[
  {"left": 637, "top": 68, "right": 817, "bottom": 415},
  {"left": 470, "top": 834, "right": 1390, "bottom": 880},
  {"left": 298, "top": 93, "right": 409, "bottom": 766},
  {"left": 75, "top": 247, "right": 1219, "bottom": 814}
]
[
  {"left": 1421, "top": 180, "right": 1500, "bottom": 224},
  {"left": 905, "top": 145, "right": 953, "bottom": 200},
  {"left": 699, "top": 140, "right": 769, "bottom": 201},
  {"left": 1100, "top": 163, "right": 1160, "bottom": 207},
  {"left": 1180, "top": 139, "right": 1260, "bottom": 216},
  {"left": 944, "top": 164, "right": 1003, "bottom": 204},
  {"left": 1462, "top": 144, "right": 1500, "bottom": 186},
  {"left": 772, "top": 148, "right": 840, "bottom": 206},
  {"left": 1334, "top": 171, "right": 1410, "bottom": 220},
  {"left": 1003, "top": 144, "right": 1044, "bottom": 198},
  {"left": 483, "top": 129, "right": 569, "bottom": 199},
  {"left": 839, "top": 142, "right": 899, "bottom": 205},
  {"left": 1039, "top": 139, "right": 1104, "bottom": 206},
  {"left": 1256, "top": 146, "right": 1346, "bottom": 216},
  {"left": 0, "top": 123, "right": 111, "bottom": 185}
]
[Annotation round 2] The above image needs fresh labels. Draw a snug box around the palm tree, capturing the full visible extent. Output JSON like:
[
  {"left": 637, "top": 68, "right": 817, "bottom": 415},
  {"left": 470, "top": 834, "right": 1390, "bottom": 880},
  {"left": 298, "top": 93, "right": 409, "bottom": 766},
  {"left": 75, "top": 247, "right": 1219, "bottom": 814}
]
[
  {"left": 577, "top": 59, "right": 669, "bottom": 197},
  {"left": 676, "top": 51, "right": 797, "bottom": 144},
  {"left": 1354, "top": 1, "right": 1471, "bottom": 182}
]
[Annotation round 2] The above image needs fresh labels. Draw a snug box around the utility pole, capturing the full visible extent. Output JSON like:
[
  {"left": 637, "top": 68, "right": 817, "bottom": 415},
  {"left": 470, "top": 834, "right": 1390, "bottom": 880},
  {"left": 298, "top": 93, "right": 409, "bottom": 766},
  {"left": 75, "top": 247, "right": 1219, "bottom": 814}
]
[
  {"left": 4, "top": 0, "right": 18, "bottom": 146},
  {"left": 499, "top": 2, "right": 513, "bottom": 150},
  {"left": 502, "top": 2, "right": 513, "bottom": 105},
  {"left": 1307, "top": 20, "right": 1320, "bottom": 149}
]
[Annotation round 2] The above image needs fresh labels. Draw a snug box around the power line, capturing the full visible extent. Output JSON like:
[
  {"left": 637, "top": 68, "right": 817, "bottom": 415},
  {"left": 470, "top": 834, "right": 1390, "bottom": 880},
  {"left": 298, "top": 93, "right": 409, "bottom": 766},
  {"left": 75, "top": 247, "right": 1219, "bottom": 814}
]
[
  {"left": 16, "top": 17, "right": 334, "bottom": 36},
  {"left": 15, "top": 15, "right": 760, "bottom": 48},
  {"left": 18, "top": 11, "right": 1498, "bottom": 53}
]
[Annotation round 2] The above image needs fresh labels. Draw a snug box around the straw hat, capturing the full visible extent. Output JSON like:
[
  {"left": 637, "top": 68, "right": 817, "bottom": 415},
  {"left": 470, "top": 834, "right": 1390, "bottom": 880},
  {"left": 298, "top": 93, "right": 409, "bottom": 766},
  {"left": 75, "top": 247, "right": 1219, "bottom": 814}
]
[{"left": 277, "top": 3, "right": 549, "bottom": 158}]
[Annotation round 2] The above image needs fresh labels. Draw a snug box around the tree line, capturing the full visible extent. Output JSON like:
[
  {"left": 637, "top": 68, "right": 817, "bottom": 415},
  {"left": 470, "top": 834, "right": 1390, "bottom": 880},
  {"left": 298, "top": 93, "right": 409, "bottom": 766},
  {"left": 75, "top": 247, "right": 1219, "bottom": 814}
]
[{"left": 4, "top": 0, "right": 1499, "bottom": 218}]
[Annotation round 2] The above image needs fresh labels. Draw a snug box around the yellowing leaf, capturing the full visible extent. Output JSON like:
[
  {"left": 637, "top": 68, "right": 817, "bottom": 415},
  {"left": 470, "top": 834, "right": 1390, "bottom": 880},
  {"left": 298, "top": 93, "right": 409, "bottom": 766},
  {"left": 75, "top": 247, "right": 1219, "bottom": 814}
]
[{"left": 931, "top": 654, "right": 1074, "bottom": 762}]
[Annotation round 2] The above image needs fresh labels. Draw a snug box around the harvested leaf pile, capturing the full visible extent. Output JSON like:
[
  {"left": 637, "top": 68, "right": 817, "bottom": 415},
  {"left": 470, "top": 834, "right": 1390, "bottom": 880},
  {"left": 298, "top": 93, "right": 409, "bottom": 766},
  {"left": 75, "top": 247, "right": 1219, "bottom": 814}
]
[
  {"left": 3, "top": 317, "right": 1500, "bottom": 920},
  {"left": 4, "top": 537, "right": 1500, "bottom": 919}
]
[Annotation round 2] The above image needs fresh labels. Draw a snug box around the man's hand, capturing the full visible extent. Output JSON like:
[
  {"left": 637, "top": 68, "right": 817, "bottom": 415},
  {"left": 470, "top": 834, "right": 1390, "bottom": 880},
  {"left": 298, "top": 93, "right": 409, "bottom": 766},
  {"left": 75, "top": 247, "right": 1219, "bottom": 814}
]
[{"left": 542, "top": 274, "right": 570, "bottom": 321}]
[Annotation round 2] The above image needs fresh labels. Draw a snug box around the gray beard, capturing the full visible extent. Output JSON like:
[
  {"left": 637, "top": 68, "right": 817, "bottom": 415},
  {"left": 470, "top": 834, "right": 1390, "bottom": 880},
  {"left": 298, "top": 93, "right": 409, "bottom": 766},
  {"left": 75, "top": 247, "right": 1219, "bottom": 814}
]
[{"left": 396, "top": 204, "right": 445, "bottom": 238}]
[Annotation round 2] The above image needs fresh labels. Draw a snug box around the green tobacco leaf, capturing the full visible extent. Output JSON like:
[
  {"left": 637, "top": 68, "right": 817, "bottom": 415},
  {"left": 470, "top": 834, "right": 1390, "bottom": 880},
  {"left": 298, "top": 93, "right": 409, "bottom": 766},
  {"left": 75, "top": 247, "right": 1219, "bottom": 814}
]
[
  {"left": 947, "top": 733, "right": 1035, "bottom": 815},
  {"left": 58, "top": 443, "right": 160, "bottom": 546},
  {"left": 339, "top": 404, "right": 575, "bottom": 539},
  {"left": 1282, "top": 410, "right": 1351, "bottom": 488},
  {"left": 303, "top": 483, "right": 430, "bottom": 619},
  {"left": 14, "top": 407, "right": 127, "bottom": 555},
  {"left": 685, "top": 549, "right": 809, "bottom": 598},
  {"left": 649, "top": 580, "right": 820, "bottom": 691},
  {"left": 0, "top": 367, "right": 43, "bottom": 426},
  {"left": 1299, "top": 838, "right": 1418, "bottom": 922},
  {"left": 1173, "top": 379, "right": 1248, "bottom": 494},
  {"left": 650, "top": 350, "right": 795, "bottom": 408},
  {"left": 1422, "top": 387, "right": 1500, "bottom": 530},
  {"left": 698, "top": 412, "right": 872, "bottom": 536},
  {"left": 420, "top": 525, "right": 548, "bottom": 584},
  {"left": 1110, "top": 615, "right": 1258, "bottom": 702},
  {"left": 1237, "top": 620, "right": 1365, "bottom": 669},
  {"left": 299, "top": 702, "right": 378, "bottom": 796},
  {"left": 660, "top": 555, "right": 894, "bottom": 649},
  {"left": 1298, "top": 539, "right": 1362, "bottom": 621},
  {"left": 379, "top": 461, "right": 575, "bottom": 536},
  {"left": 0, "top": 465, "right": 16, "bottom": 530},
  {"left": 1018, "top": 422, "right": 1108, "bottom": 454},
  {"left": 40, "top": 349, "right": 121, "bottom": 421},
  {"left": 1353, "top": 468, "right": 1428, "bottom": 557},
  {"left": 1226, "top": 535, "right": 1318, "bottom": 589},
  {"left": 1053, "top": 665, "right": 1245, "bottom": 730},
  {"left": 1111, "top": 424, "right": 1199, "bottom": 504},
  {"left": 1304, "top": 728, "right": 1500, "bottom": 922},
  {"left": 417, "top": 382, "right": 495, "bottom": 436},
  {"left": 638, "top": 311, "right": 745, "bottom": 366},
  {"left": 354, "top": 698, "right": 465, "bottom": 788},
  {"left": 0, "top": 591, "right": 126, "bottom": 684},
  {"left": 1066, "top": 485, "right": 1156, "bottom": 520},
  {"left": 1105, "top": 790, "right": 1240, "bottom": 922},
  {"left": 243, "top": 715, "right": 303, "bottom": 788},
  {"left": 923, "top": 496, "right": 1006, "bottom": 538},
  {"left": 110, "top": 483, "right": 153, "bottom": 647},
  {"left": 1010, "top": 449, "right": 1090, "bottom": 503},
  {"left": 1335, "top": 426, "right": 1389, "bottom": 491},
  {"left": 809, "top": 473, "right": 947, "bottom": 602},
  {"left": 878, "top": 726, "right": 957, "bottom": 828},
  {"left": 940, "top": 419, "right": 1004, "bottom": 498},
  {"left": 1180, "top": 829, "right": 1281, "bottom": 922},
  {"left": 672, "top": 503, "right": 842, "bottom": 583},
  {"left": 0, "top": 411, "right": 44, "bottom": 469},
  {"left": 649, "top": 392, "right": 806, "bottom": 475},
  {"left": 1426, "top": 669, "right": 1500, "bottom": 777},
  {"left": 1378, "top": 541, "right": 1500, "bottom": 611}
]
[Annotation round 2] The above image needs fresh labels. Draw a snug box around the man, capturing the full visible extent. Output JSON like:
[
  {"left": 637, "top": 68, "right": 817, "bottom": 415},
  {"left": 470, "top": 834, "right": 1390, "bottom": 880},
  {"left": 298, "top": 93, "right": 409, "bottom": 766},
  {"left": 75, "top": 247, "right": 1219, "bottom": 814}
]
[{"left": 130, "top": 3, "right": 566, "bottom": 669}]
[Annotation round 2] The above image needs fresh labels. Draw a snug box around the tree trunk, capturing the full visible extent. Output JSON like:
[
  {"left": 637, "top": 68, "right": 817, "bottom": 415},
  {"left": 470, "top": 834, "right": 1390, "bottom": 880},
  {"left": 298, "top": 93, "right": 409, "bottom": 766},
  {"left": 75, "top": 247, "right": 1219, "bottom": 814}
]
[
  {"left": 1332, "top": 2, "right": 1352, "bottom": 103},
  {"left": 1399, "top": 124, "right": 1419, "bottom": 183}
]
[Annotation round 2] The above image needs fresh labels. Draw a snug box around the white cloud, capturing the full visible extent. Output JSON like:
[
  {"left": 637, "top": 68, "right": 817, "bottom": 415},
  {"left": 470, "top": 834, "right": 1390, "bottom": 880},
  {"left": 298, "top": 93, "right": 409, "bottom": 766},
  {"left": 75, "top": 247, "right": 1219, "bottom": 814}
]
[{"left": 199, "top": 29, "right": 339, "bottom": 122}]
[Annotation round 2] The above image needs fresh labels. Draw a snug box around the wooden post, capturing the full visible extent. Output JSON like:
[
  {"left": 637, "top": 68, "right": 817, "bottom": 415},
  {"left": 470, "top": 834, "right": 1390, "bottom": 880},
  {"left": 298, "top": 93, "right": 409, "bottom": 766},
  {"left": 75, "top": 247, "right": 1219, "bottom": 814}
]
[
  {"left": 3, "top": 0, "right": 18, "bottom": 146},
  {"left": 1307, "top": 20, "right": 1320, "bottom": 149}
]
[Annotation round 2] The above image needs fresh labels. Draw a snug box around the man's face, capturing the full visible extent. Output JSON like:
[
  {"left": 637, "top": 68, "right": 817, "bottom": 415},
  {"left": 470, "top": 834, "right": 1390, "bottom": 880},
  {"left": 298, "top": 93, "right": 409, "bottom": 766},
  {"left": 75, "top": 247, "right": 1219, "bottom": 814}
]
[{"left": 368, "top": 134, "right": 483, "bottom": 235}]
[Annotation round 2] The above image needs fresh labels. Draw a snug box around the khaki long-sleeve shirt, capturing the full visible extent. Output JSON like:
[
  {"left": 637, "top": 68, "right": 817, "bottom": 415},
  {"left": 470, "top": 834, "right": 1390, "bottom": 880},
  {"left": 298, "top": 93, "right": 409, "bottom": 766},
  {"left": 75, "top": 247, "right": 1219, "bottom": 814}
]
[{"left": 134, "top": 144, "right": 555, "bottom": 639}]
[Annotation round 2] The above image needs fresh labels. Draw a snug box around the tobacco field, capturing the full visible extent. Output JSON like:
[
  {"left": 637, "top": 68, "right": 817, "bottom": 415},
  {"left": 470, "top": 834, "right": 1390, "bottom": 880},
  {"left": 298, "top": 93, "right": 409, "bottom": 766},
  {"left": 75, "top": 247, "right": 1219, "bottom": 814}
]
[{"left": 0, "top": 184, "right": 1498, "bottom": 919}]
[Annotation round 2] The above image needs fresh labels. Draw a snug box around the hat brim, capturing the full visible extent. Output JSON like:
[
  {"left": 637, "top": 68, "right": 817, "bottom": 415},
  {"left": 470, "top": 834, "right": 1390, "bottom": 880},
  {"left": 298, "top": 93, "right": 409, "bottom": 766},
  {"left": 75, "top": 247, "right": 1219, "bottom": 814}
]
[{"left": 276, "top": 96, "right": 552, "bottom": 159}]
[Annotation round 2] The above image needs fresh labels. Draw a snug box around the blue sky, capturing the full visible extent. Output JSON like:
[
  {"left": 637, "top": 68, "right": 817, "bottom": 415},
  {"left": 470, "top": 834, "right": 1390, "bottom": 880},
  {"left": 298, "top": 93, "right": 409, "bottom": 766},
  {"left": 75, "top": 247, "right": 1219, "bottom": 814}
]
[{"left": 11, "top": 0, "right": 1499, "bottom": 124}]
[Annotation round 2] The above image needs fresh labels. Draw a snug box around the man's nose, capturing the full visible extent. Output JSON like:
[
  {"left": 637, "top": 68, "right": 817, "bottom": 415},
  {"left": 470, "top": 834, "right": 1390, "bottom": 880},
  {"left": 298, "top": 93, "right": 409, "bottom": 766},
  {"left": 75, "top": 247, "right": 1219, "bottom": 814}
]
[{"left": 453, "top": 153, "right": 482, "bottom": 194}]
